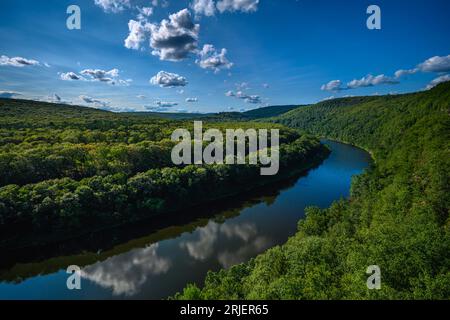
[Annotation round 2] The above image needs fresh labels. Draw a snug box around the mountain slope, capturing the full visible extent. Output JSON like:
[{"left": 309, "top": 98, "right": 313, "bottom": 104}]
[{"left": 176, "top": 82, "right": 450, "bottom": 299}]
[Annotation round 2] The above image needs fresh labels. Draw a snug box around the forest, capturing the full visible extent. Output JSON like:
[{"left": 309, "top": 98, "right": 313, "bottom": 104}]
[
  {"left": 0, "top": 99, "right": 328, "bottom": 246},
  {"left": 175, "top": 82, "right": 450, "bottom": 299}
]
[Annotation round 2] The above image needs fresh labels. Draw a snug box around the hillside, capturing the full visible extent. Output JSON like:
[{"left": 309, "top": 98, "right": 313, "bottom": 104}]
[
  {"left": 176, "top": 82, "right": 450, "bottom": 299},
  {"left": 0, "top": 98, "right": 328, "bottom": 248},
  {"left": 124, "top": 105, "right": 300, "bottom": 121}
]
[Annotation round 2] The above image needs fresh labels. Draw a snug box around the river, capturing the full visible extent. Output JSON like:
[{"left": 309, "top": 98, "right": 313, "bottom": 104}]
[{"left": 0, "top": 140, "right": 371, "bottom": 299}]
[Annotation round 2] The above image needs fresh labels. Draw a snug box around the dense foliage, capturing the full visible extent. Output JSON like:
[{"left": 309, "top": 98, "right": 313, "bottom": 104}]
[
  {"left": 0, "top": 99, "right": 327, "bottom": 244},
  {"left": 175, "top": 82, "right": 450, "bottom": 299}
]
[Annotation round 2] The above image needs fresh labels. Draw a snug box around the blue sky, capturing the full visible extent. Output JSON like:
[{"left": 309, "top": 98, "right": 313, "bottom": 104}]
[{"left": 0, "top": 0, "right": 449, "bottom": 113}]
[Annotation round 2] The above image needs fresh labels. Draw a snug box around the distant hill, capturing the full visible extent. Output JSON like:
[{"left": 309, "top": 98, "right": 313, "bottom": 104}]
[
  {"left": 122, "top": 111, "right": 211, "bottom": 120},
  {"left": 0, "top": 98, "right": 301, "bottom": 122},
  {"left": 125, "top": 105, "right": 301, "bottom": 121}
]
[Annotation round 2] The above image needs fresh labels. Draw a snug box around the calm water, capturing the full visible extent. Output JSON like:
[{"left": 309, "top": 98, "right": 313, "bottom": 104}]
[{"left": 0, "top": 140, "right": 371, "bottom": 299}]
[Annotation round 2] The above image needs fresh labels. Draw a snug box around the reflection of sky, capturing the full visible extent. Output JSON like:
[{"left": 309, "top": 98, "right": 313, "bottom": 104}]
[
  {"left": 80, "top": 221, "right": 269, "bottom": 296},
  {"left": 81, "top": 244, "right": 171, "bottom": 296},
  {"left": 179, "top": 221, "right": 272, "bottom": 269}
]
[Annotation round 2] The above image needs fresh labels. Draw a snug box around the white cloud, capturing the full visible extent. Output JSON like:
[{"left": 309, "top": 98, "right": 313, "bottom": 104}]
[
  {"left": 418, "top": 55, "right": 450, "bottom": 73},
  {"left": 395, "top": 55, "right": 450, "bottom": 78},
  {"left": 216, "top": 0, "right": 259, "bottom": 13},
  {"left": 196, "top": 44, "right": 233, "bottom": 72},
  {"left": 0, "top": 55, "right": 40, "bottom": 67},
  {"left": 322, "top": 75, "right": 398, "bottom": 91},
  {"left": 79, "top": 95, "right": 110, "bottom": 108},
  {"left": 94, "top": 0, "right": 131, "bottom": 13},
  {"left": 394, "top": 68, "right": 418, "bottom": 78},
  {"left": 236, "top": 82, "right": 250, "bottom": 90},
  {"left": 191, "top": 0, "right": 216, "bottom": 16},
  {"left": 125, "top": 19, "right": 151, "bottom": 50},
  {"left": 262, "top": 83, "right": 269, "bottom": 88},
  {"left": 226, "top": 90, "right": 262, "bottom": 104},
  {"left": 60, "top": 68, "right": 130, "bottom": 85},
  {"left": 186, "top": 97, "right": 198, "bottom": 102},
  {"left": 149, "top": 9, "right": 200, "bottom": 61},
  {"left": 151, "top": 0, "right": 169, "bottom": 7},
  {"left": 137, "top": 94, "right": 146, "bottom": 99},
  {"left": 346, "top": 74, "right": 398, "bottom": 89},
  {"left": 321, "top": 80, "right": 343, "bottom": 91},
  {"left": 150, "top": 71, "right": 188, "bottom": 87},
  {"left": 156, "top": 101, "right": 179, "bottom": 108},
  {"left": 426, "top": 74, "right": 450, "bottom": 90},
  {"left": 321, "top": 95, "right": 335, "bottom": 101},
  {"left": 145, "top": 101, "right": 179, "bottom": 112},
  {"left": 60, "top": 72, "right": 85, "bottom": 81},
  {"left": 242, "top": 94, "right": 262, "bottom": 104},
  {"left": 137, "top": 6, "right": 153, "bottom": 19},
  {"left": 80, "top": 68, "right": 119, "bottom": 82}
]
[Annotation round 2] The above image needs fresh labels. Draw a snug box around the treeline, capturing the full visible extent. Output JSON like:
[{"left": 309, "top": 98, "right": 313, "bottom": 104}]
[
  {"left": 0, "top": 136, "right": 327, "bottom": 239},
  {"left": 0, "top": 99, "right": 327, "bottom": 243},
  {"left": 0, "top": 141, "right": 175, "bottom": 186},
  {"left": 175, "top": 82, "right": 450, "bottom": 299},
  {"left": 0, "top": 99, "right": 299, "bottom": 187}
]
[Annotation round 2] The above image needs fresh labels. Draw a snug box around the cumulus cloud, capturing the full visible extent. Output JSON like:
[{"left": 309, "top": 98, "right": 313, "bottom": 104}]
[
  {"left": 242, "top": 94, "right": 262, "bottom": 104},
  {"left": 150, "top": 71, "right": 188, "bottom": 87},
  {"left": 60, "top": 68, "right": 129, "bottom": 85},
  {"left": 94, "top": 0, "right": 131, "bottom": 13},
  {"left": 395, "top": 55, "right": 450, "bottom": 78},
  {"left": 321, "top": 80, "right": 343, "bottom": 92},
  {"left": 321, "top": 75, "right": 398, "bottom": 91},
  {"left": 216, "top": 0, "right": 259, "bottom": 13},
  {"left": 417, "top": 55, "right": 450, "bottom": 73},
  {"left": 191, "top": 0, "right": 216, "bottom": 16},
  {"left": 346, "top": 74, "right": 398, "bottom": 89},
  {"left": 80, "top": 68, "right": 119, "bottom": 82},
  {"left": 0, "top": 55, "right": 40, "bottom": 67},
  {"left": 155, "top": 101, "right": 179, "bottom": 108},
  {"left": 196, "top": 44, "right": 233, "bottom": 72},
  {"left": 185, "top": 97, "right": 198, "bottom": 102},
  {"left": 79, "top": 95, "right": 110, "bottom": 108},
  {"left": 125, "top": 19, "right": 151, "bottom": 50},
  {"left": 426, "top": 74, "right": 450, "bottom": 90},
  {"left": 148, "top": 9, "right": 200, "bottom": 61},
  {"left": 394, "top": 68, "right": 418, "bottom": 78},
  {"left": 226, "top": 90, "right": 262, "bottom": 104},
  {"left": 60, "top": 72, "right": 85, "bottom": 81},
  {"left": 0, "top": 91, "right": 21, "bottom": 98},
  {"left": 137, "top": 6, "right": 153, "bottom": 19}
]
